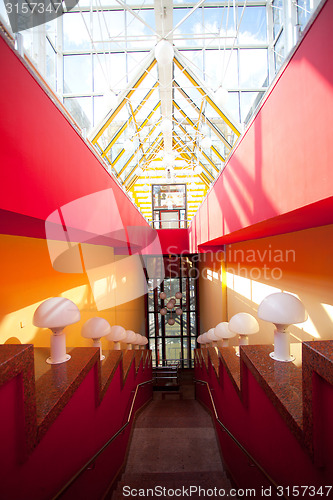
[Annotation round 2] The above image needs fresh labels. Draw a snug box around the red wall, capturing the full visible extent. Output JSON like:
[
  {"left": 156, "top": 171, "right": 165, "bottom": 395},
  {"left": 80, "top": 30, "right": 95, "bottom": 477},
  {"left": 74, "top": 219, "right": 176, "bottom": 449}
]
[
  {"left": 190, "top": 0, "right": 333, "bottom": 251},
  {"left": 0, "top": 353, "right": 152, "bottom": 500},
  {"left": 0, "top": 34, "right": 148, "bottom": 237},
  {"left": 195, "top": 352, "right": 333, "bottom": 496},
  {"left": 156, "top": 228, "right": 190, "bottom": 255}
]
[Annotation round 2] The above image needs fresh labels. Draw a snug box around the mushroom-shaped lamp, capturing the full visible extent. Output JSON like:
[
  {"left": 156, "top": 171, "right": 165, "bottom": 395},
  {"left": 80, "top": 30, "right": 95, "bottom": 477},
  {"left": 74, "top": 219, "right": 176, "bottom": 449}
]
[
  {"left": 258, "top": 292, "right": 307, "bottom": 362},
  {"left": 139, "top": 336, "right": 149, "bottom": 350},
  {"left": 206, "top": 328, "right": 219, "bottom": 347},
  {"left": 229, "top": 313, "right": 259, "bottom": 356},
  {"left": 81, "top": 317, "right": 111, "bottom": 361},
  {"left": 197, "top": 334, "right": 205, "bottom": 348},
  {"left": 124, "top": 330, "right": 137, "bottom": 350},
  {"left": 214, "top": 322, "right": 236, "bottom": 347},
  {"left": 33, "top": 297, "right": 80, "bottom": 364},
  {"left": 133, "top": 333, "right": 142, "bottom": 350},
  {"left": 106, "top": 325, "right": 126, "bottom": 350},
  {"left": 201, "top": 332, "right": 209, "bottom": 347}
]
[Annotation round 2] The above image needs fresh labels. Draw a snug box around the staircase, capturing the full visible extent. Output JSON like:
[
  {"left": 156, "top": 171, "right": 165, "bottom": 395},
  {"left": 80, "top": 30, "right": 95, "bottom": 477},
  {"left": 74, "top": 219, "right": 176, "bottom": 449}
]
[{"left": 110, "top": 370, "right": 236, "bottom": 499}]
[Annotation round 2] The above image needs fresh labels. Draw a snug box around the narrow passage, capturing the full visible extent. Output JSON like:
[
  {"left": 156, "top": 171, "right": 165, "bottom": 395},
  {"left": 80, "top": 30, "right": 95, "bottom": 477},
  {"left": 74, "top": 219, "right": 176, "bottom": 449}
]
[{"left": 111, "top": 373, "right": 234, "bottom": 499}]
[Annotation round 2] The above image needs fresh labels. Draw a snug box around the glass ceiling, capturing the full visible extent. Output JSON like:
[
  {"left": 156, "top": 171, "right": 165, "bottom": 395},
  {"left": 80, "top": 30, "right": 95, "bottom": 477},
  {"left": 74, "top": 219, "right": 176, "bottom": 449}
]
[{"left": 0, "top": 0, "right": 318, "bottom": 224}]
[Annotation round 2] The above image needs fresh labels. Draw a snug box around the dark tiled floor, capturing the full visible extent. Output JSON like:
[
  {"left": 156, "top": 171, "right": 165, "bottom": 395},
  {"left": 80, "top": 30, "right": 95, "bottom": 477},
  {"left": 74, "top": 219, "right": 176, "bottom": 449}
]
[{"left": 111, "top": 375, "right": 232, "bottom": 499}]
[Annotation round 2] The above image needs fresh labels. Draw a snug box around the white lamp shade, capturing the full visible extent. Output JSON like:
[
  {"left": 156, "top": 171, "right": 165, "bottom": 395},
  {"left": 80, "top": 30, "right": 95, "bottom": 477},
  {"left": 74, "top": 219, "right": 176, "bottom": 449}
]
[
  {"left": 81, "top": 317, "right": 111, "bottom": 339},
  {"left": 207, "top": 329, "right": 219, "bottom": 342},
  {"left": 134, "top": 333, "right": 142, "bottom": 345},
  {"left": 140, "top": 337, "right": 148, "bottom": 345},
  {"left": 155, "top": 40, "right": 174, "bottom": 66},
  {"left": 124, "top": 330, "right": 137, "bottom": 344},
  {"left": 229, "top": 313, "right": 259, "bottom": 335},
  {"left": 201, "top": 332, "right": 209, "bottom": 343},
  {"left": 215, "top": 322, "right": 235, "bottom": 340},
  {"left": 33, "top": 297, "right": 80, "bottom": 331},
  {"left": 258, "top": 292, "right": 307, "bottom": 330},
  {"left": 106, "top": 325, "right": 126, "bottom": 342},
  {"left": 197, "top": 334, "right": 203, "bottom": 344}
]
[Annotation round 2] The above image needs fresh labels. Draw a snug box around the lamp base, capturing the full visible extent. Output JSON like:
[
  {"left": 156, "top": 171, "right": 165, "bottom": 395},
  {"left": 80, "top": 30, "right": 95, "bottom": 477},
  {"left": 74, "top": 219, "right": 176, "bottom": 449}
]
[
  {"left": 46, "top": 354, "right": 71, "bottom": 365},
  {"left": 269, "top": 351, "right": 295, "bottom": 363}
]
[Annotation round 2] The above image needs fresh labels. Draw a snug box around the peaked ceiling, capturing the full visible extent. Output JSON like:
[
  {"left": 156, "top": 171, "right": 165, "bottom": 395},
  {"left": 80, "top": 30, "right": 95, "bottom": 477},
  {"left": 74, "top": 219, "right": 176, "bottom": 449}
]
[{"left": 90, "top": 0, "right": 241, "bottom": 223}]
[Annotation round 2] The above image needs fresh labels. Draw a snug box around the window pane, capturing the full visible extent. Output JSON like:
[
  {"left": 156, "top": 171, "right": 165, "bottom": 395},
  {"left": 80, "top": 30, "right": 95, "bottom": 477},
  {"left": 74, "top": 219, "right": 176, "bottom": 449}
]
[
  {"left": 240, "top": 91, "right": 265, "bottom": 124},
  {"left": 238, "top": 6, "right": 267, "bottom": 44},
  {"left": 63, "top": 12, "right": 91, "bottom": 51},
  {"left": 63, "top": 97, "right": 92, "bottom": 130},
  {"left": 46, "top": 38, "right": 56, "bottom": 90},
  {"left": 165, "top": 338, "right": 182, "bottom": 364},
  {"left": 205, "top": 50, "right": 238, "bottom": 90},
  {"left": 274, "top": 32, "right": 285, "bottom": 72},
  {"left": 64, "top": 55, "right": 92, "bottom": 94},
  {"left": 239, "top": 49, "right": 268, "bottom": 88},
  {"left": 272, "top": 0, "right": 284, "bottom": 39}
]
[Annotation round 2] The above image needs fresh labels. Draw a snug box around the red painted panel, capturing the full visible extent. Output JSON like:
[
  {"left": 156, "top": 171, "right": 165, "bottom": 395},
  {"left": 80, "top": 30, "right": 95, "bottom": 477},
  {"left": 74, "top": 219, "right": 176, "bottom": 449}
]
[
  {"left": 156, "top": 228, "right": 189, "bottom": 254},
  {"left": 195, "top": 354, "right": 333, "bottom": 494},
  {"left": 0, "top": 35, "right": 147, "bottom": 233},
  {"left": 0, "top": 355, "right": 152, "bottom": 500},
  {"left": 190, "top": 0, "right": 333, "bottom": 250}
]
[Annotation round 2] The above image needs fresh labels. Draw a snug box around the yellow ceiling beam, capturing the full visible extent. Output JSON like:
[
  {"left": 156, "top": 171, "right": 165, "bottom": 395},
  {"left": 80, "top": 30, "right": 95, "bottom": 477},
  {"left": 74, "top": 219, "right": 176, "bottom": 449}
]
[
  {"left": 91, "top": 59, "right": 157, "bottom": 145},
  {"left": 172, "top": 133, "right": 213, "bottom": 186},
  {"left": 174, "top": 57, "right": 240, "bottom": 137},
  {"left": 174, "top": 83, "right": 230, "bottom": 154},
  {"left": 173, "top": 103, "right": 222, "bottom": 170}
]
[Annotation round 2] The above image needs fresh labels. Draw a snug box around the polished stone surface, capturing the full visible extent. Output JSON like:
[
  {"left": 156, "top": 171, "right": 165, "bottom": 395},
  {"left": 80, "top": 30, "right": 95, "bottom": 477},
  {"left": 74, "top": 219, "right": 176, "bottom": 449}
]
[
  {"left": 196, "top": 341, "right": 333, "bottom": 456},
  {"left": 302, "top": 340, "right": 333, "bottom": 456},
  {"left": 241, "top": 344, "right": 303, "bottom": 443}
]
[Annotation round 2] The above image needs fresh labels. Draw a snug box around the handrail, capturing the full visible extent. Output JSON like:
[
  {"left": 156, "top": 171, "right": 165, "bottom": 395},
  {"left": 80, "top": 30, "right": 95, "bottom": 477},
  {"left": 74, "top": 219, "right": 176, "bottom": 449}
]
[
  {"left": 52, "top": 378, "right": 153, "bottom": 500},
  {"left": 194, "top": 378, "right": 289, "bottom": 500}
]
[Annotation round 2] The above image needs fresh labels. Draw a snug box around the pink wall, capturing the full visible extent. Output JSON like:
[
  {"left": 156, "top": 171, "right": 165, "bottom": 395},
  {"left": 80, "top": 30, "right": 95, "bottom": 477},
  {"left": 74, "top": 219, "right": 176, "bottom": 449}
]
[{"left": 189, "top": 0, "right": 333, "bottom": 251}]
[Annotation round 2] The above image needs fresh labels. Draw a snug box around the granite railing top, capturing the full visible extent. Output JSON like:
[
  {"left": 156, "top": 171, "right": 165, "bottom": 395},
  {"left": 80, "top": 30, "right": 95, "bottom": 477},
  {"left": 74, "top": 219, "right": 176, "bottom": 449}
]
[{"left": 196, "top": 340, "right": 333, "bottom": 456}]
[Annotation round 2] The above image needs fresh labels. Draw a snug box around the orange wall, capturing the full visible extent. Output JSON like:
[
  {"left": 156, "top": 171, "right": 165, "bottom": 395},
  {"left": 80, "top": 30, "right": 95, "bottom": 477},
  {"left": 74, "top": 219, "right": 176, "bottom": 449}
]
[
  {"left": 225, "top": 224, "right": 333, "bottom": 344},
  {"left": 198, "top": 252, "right": 227, "bottom": 335},
  {"left": 197, "top": 225, "right": 333, "bottom": 347},
  {"left": 0, "top": 234, "right": 146, "bottom": 347}
]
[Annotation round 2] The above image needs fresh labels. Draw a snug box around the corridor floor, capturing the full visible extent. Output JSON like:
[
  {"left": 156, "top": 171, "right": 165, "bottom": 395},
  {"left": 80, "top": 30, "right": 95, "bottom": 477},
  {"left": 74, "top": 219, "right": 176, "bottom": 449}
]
[{"left": 111, "top": 373, "right": 234, "bottom": 499}]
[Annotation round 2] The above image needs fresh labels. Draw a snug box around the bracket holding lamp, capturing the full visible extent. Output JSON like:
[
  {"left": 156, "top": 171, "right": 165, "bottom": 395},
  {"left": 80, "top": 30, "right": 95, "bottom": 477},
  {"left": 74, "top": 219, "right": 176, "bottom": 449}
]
[
  {"left": 81, "top": 317, "right": 111, "bottom": 361},
  {"left": 258, "top": 292, "right": 308, "bottom": 362}
]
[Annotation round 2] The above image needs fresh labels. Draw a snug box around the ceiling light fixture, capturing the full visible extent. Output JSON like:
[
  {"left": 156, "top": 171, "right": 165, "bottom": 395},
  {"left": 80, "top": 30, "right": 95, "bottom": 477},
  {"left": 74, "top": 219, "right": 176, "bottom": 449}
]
[{"left": 155, "top": 39, "right": 174, "bottom": 66}]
